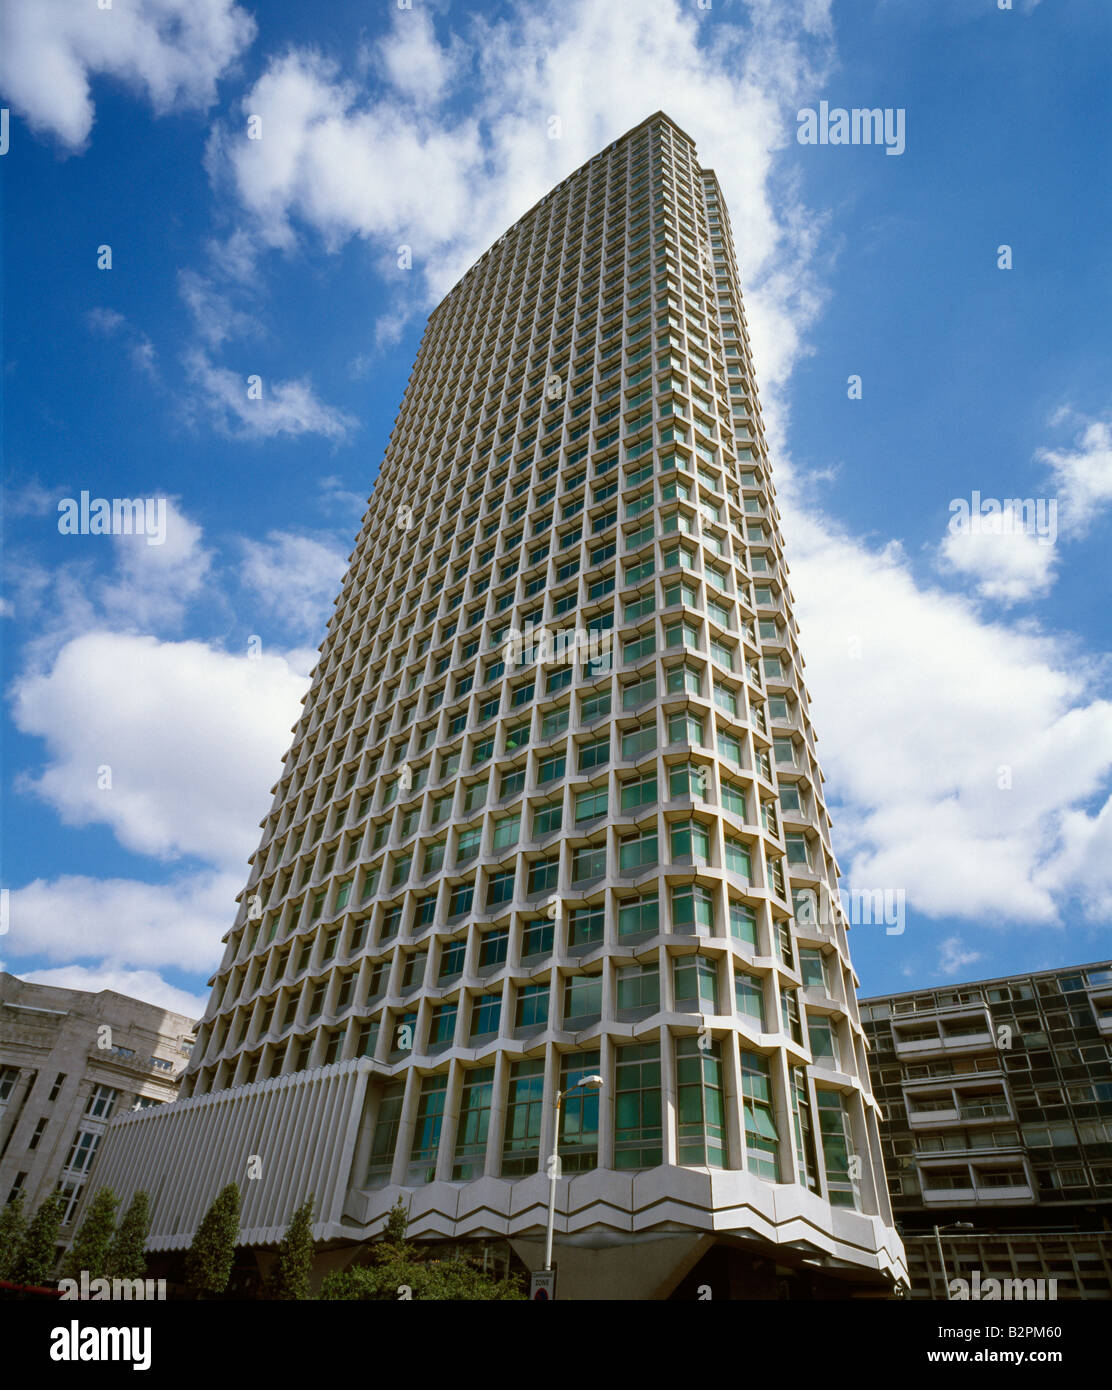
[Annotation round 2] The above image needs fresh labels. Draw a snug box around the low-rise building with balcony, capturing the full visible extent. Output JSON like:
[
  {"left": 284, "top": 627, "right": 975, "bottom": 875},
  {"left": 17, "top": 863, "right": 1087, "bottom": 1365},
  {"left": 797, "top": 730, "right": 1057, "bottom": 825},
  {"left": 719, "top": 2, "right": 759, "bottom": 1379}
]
[{"left": 861, "top": 960, "right": 1112, "bottom": 1298}]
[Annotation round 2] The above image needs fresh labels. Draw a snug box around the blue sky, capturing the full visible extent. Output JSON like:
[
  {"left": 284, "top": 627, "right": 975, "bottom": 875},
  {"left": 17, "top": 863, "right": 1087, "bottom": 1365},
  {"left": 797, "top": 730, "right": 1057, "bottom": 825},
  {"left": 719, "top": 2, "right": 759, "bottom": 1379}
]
[{"left": 1, "top": 0, "right": 1109, "bottom": 1016}]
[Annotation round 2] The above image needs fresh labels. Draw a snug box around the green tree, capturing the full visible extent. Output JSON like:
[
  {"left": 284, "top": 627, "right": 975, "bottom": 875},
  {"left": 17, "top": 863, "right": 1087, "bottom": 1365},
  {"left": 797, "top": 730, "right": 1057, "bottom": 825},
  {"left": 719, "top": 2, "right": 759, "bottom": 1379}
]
[
  {"left": 0, "top": 1192, "right": 28, "bottom": 1281},
  {"left": 13, "top": 1191, "right": 66, "bottom": 1287},
  {"left": 383, "top": 1196, "right": 409, "bottom": 1249},
  {"left": 268, "top": 1197, "right": 315, "bottom": 1300},
  {"left": 184, "top": 1182, "right": 241, "bottom": 1298},
  {"left": 319, "top": 1202, "right": 525, "bottom": 1302},
  {"left": 108, "top": 1190, "right": 151, "bottom": 1281},
  {"left": 62, "top": 1187, "right": 118, "bottom": 1281}
]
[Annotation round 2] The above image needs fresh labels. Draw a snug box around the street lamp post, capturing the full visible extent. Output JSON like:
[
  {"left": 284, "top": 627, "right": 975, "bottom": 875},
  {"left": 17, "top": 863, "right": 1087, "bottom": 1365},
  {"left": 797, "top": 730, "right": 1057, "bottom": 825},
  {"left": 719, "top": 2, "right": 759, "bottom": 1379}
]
[
  {"left": 544, "top": 1073, "right": 604, "bottom": 1274},
  {"left": 934, "top": 1221, "right": 974, "bottom": 1299}
]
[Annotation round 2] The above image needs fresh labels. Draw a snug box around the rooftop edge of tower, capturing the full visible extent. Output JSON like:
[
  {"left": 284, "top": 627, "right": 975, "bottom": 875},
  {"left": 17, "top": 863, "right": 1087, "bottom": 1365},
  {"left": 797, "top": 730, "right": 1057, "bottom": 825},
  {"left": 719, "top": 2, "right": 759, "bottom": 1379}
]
[{"left": 428, "top": 109, "right": 703, "bottom": 322}]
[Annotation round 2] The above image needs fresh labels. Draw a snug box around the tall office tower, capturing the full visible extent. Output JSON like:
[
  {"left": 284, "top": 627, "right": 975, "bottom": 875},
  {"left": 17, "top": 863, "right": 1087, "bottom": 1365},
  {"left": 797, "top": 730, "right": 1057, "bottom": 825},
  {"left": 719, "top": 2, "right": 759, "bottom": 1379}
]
[
  {"left": 861, "top": 960, "right": 1112, "bottom": 1300},
  {"left": 89, "top": 113, "right": 906, "bottom": 1298}
]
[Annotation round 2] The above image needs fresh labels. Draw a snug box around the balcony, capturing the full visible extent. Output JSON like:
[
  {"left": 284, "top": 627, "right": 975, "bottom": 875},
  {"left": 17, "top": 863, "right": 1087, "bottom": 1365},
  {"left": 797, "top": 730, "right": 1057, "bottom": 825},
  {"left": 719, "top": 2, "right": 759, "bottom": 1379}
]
[
  {"left": 918, "top": 1150, "right": 1035, "bottom": 1205},
  {"left": 891, "top": 1008, "right": 995, "bottom": 1059},
  {"left": 955, "top": 1099, "right": 1012, "bottom": 1122},
  {"left": 919, "top": 1179, "right": 1035, "bottom": 1207},
  {"left": 914, "top": 1132, "right": 1022, "bottom": 1160},
  {"left": 1089, "top": 983, "right": 1112, "bottom": 1035},
  {"left": 907, "top": 1095, "right": 1012, "bottom": 1129}
]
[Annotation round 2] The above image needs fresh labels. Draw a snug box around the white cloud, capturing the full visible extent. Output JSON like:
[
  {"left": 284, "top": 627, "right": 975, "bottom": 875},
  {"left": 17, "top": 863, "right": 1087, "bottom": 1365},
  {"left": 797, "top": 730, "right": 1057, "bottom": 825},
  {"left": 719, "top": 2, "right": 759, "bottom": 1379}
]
[
  {"left": 934, "top": 412, "right": 1112, "bottom": 603},
  {"left": 206, "top": 228, "right": 261, "bottom": 284},
  {"left": 318, "top": 475, "right": 368, "bottom": 517},
  {"left": 14, "top": 964, "right": 209, "bottom": 1022},
  {"left": 86, "top": 305, "right": 159, "bottom": 380},
  {"left": 12, "top": 499, "right": 213, "bottom": 670},
  {"left": 938, "top": 936, "right": 983, "bottom": 976},
  {"left": 3, "top": 558, "right": 56, "bottom": 632},
  {"left": 784, "top": 502, "right": 1112, "bottom": 925},
  {"left": 281, "top": 644, "right": 327, "bottom": 683},
  {"left": 205, "top": 0, "right": 833, "bottom": 435},
  {"left": 0, "top": 0, "right": 256, "bottom": 151},
  {"left": 129, "top": 336, "right": 158, "bottom": 378},
  {"left": 178, "top": 268, "right": 257, "bottom": 348},
  {"left": 5, "top": 620, "right": 314, "bottom": 1003},
  {"left": 11, "top": 632, "right": 307, "bottom": 870},
  {"left": 3, "top": 477, "right": 56, "bottom": 518},
  {"left": 1038, "top": 415, "right": 1112, "bottom": 538},
  {"left": 374, "top": 310, "right": 409, "bottom": 351},
  {"left": 937, "top": 503, "right": 1058, "bottom": 604},
  {"left": 240, "top": 530, "right": 350, "bottom": 641},
  {"left": 205, "top": 46, "right": 485, "bottom": 256},
  {"left": 378, "top": 9, "right": 459, "bottom": 105},
  {"left": 1035, "top": 795, "right": 1112, "bottom": 923},
  {"left": 183, "top": 347, "right": 357, "bottom": 441},
  {"left": 5, "top": 870, "right": 237, "bottom": 977},
  {"left": 87, "top": 307, "right": 125, "bottom": 334},
  {"left": 101, "top": 498, "right": 212, "bottom": 628}
]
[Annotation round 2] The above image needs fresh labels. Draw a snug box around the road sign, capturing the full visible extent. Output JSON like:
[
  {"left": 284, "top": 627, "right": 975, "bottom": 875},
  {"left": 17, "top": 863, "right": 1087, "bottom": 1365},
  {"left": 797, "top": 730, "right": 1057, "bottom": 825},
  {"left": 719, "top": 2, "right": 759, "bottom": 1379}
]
[{"left": 530, "top": 1269, "right": 556, "bottom": 1301}]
